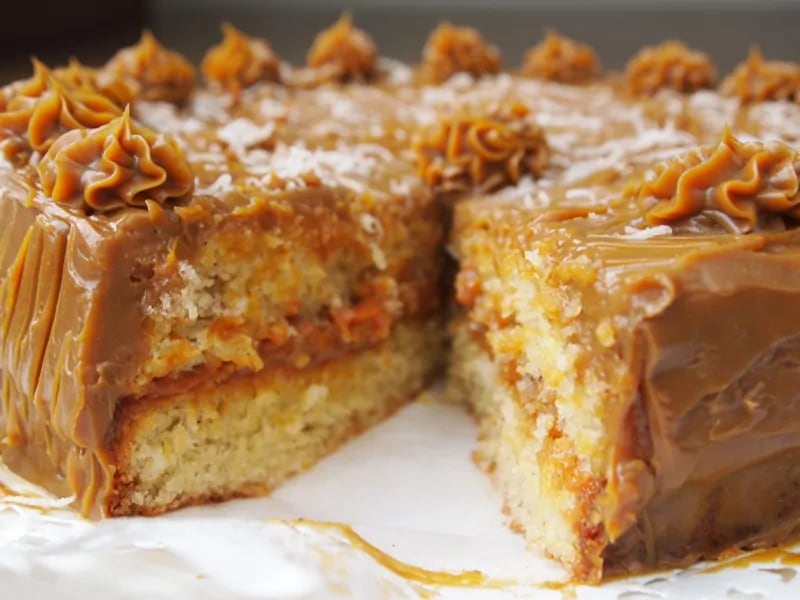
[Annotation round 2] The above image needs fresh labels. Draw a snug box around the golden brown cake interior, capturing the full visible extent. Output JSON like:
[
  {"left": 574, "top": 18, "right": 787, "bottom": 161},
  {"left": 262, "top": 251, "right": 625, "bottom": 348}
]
[
  {"left": 449, "top": 123, "right": 800, "bottom": 581},
  {"left": 0, "top": 29, "right": 445, "bottom": 517},
  {"left": 109, "top": 319, "right": 442, "bottom": 515}
]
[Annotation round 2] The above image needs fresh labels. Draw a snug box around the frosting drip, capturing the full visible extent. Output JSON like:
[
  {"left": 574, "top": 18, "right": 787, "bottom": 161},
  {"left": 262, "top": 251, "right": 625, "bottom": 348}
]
[
  {"left": 641, "top": 128, "right": 800, "bottom": 231},
  {"left": 415, "top": 101, "right": 548, "bottom": 192},
  {"left": 306, "top": 14, "right": 377, "bottom": 82},
  {"left": 521, "top": 30, "right": 599, "bottom": 83},
  {"left": 420, "top": 23, "right": 500, "bottom": 84},
  {"left": 626, "top": 41, "right": 716, "bottom": 96},
  {"left": 202, "top": 23, "right": 281, "bottom": 93},
  {"left": 97, "top": 31, "right": 196, "bottom": 104},
  {"left": 37, "top": 106, "right": 194, "bottom": 213}
]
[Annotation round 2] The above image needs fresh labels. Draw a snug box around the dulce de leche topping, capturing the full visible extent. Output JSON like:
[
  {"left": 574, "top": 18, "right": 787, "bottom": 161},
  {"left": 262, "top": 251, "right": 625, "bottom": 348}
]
[
  {"left": 521, "top": 30, "right": 599, "bottom": 83},
  {"left": 626, "top": 41, "right": 716, "bottom": 96},
  {"left": 53, "top": 58, "right": 101, "bottom": 93},
  {"left": 721, "top": 47, "right": 800, "bottom": 104},
  {"left": 0, "top": 60, "right": 121, "bottom": 162},
  {"left": 97, "top": 31, "right": 196, "bottom": 104},
  {"left": 306, "top": 14, "right": 378, "bottom": 83},
  {"left": 37, "top": 106, "right": 194, "bottom": 213},
  {"left": 420, "top": 23, "right": 501, "bottom": 84},
  {"left": 415, "top": 101, "right": 548, "bottom": 193},
  {"left": 640, "top": 128, "right": 800, "bottom": 231},
  {"left": 202, "top": 23, "right": 281, "bottom": 93}
]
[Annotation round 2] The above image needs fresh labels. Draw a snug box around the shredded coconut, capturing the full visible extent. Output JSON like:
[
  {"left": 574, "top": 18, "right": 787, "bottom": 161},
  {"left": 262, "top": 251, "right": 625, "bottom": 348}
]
[
  {"left": 216, "top": 118, "right": 276, "bottom": 152},
  {"left": 196, "top": 173, "right": 233, "bottom": 196},
  {"left": 190, "top": 92, "right": 232, "bottom": 123},
  {"left": 359, "top": 213, "right": 383, "bottom": 236},
  {"left": 621, "top": 224, "right": 674, "bottom": 239}
]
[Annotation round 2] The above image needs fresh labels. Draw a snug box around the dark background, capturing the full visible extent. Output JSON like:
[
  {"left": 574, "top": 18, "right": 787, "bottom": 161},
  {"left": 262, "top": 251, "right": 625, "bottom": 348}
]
[{"left": 1, "top": 0, "right": 798, "bottom": 82}]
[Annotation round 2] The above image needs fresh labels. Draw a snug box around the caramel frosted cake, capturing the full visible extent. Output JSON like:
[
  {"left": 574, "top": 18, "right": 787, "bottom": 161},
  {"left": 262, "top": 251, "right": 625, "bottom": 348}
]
[
  {"left": 2, "top": 16, "right": 800, "bottom": 583},
  {"left": 0, "top": 22, "right": 445, "bottom": 518}
]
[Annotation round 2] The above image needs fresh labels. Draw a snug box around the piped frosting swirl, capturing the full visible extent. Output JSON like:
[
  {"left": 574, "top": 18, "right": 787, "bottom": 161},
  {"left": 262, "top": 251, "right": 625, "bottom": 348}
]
[
  {"left": 97, "top": 31, "right": 196, "bottom": 104},
  {"left": 626, "top": 41, "right": 716, "bottom": 96},
  {"left": 415, "top": 101, "right": 548, "bottom": 193},
  {"left": 53, "top": 58, "right": 101, "bottom": 93},
  {"left": 306, "top": 14, "right": 378, "bottom": 83},
  {"left": 721, "top": 47, "right": 800, "bottom": 104},
  {"left": 0, "top": 60, "right": 121, "bottom": 162},
  {"left": 521, "top": 30, "right": 599, "bottom": 83},
  {"left": 420, "top": 23, "right": 501, "bottom": 84},
  {"left": 202, "top": 23, "right": 281, "bottom": 93},
  {"left": 37, "top": 106, "right": 194, "bottom": 213},
  {"left": 640, "top": 128, "right": 800, "bottom": 232}
]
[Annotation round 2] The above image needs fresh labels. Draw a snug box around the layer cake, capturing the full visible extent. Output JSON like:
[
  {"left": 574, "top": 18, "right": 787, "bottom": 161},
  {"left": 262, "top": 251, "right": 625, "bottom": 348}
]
[
  {"left": 2, "top": 17, "right": 800, "bottom": 583},
  {"left": 0, "top": 22, "right": 444, "bottom": 516},
  {"left": 445, "top": 38, "right": 800, "bottom": 580}
]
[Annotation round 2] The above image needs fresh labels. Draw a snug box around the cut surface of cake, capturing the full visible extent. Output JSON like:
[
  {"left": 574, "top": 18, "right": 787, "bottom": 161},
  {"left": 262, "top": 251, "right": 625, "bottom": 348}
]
[
  {"left": 2, "top": 16, "right": 800, "bottom": 584},
  {"left": 446, "top": 40, "right": 800, "bottom": 581},
  {"left": 0, "top": 25, "right": 444, "bottom": 517}
]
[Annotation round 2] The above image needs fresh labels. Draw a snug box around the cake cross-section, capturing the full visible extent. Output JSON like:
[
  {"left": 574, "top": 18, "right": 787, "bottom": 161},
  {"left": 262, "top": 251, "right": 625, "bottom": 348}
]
[
  {"left": 0, "top": 33, "right": 444, "bottom": 516},
  {"left": 450, "top": 127, "right": 800, "bottom": 580}
]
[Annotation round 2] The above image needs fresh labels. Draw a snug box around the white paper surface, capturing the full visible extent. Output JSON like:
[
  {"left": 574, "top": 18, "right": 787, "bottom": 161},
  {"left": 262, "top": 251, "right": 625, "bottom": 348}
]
[{"left": 1, "top": 397, "right": 798, "bottom": 599}]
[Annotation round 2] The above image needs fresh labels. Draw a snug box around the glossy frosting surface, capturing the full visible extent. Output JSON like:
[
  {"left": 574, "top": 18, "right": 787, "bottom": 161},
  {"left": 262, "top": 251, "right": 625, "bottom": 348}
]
[{"left": 1, "top": 27, "right": 800, "bottom": 572}]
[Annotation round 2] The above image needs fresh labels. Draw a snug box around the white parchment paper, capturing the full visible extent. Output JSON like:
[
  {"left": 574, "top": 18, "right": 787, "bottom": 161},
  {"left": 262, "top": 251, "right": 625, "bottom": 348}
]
[{"left": 1, "top": 398, "right": 798, "bottom": 599}]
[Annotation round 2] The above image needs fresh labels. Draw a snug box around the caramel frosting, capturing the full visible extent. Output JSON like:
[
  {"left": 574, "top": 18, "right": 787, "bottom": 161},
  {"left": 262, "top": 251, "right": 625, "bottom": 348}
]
[
  {"left": 37, "top": 106, "right": 194, "bottom": 213},
  {"left": 444, "top": 60, "right": 800, "bottom": 580},
  {"left": 53, "top": 58, "right": 101, "bottom": 93},
  {"left": 604, "top": 237, "right": 800, "bottom": 574},
  {"left": 626, "top": 41, "right": 716, "bottom": 96},
  {"left": 97, "top": 31, "right": 195, "bottom": 104},
  {"left": 456, "top": 191, "right": 800, "bottom": 579},
  {"left": 201, "top": 23, "right": 281, "bottom": 93},
  {"left": 721, "top": 47, "right": 800, "bottom": 104},
  {"left": 521, "top": 30, "right": 599, "bottom": 83},
  {"left": 415, "top": 101, "right": 548, "bottom": 193},
  {"left": 0, "top": 60, "right": 121, "bottom": 162},
  {"left": 640, "top": 128, "right": 800, "bottom": 231},
  {"left": 420, "top": 23, "right": 501, "bottom": 84},
  {"left": 0, "top": 73, "right": 440, "bottom": 515},
  {"left": 2, "top": 57, "right": 52, "bottom": 99},
  {"left": 3, "top": 32, "right": 800, "bottom": 565},
  {"left": 306, "top": 14, "right": 378, "bottom": 83}
]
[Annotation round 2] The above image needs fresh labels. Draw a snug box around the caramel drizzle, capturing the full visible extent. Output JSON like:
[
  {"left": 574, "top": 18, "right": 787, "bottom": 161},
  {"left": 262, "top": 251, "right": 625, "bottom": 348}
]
[
  {"left": 702, "top": 547, "right": 800, "bottom": 574},
  {"left": 289, "top": 519, "right": 488, "bottom": 587},
  {"left": 641, "top": 128, "right": 800, "bottom": 231}
]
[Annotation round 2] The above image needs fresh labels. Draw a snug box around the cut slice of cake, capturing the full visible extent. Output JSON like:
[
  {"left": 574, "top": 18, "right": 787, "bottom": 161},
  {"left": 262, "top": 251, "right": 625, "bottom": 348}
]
[
  {"left": 449, "top": 125, "right": 800, "bottom": 580},
  {"left": 440, "top": 34, "right": 800, "bottom": 581},
  {"left": 0, "top": 30, "right": 444, "bottom": 517}
]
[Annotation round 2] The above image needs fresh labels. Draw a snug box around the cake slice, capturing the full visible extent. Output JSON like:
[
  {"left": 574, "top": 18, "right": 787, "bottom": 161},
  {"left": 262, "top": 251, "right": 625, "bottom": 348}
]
[
  {"left": 449, "top": 125, "right": 800, "bottom": 580},
  {"left": 0, "top": 32, "right": 444, "bottom": 517},
  {"left": 437, "top": 33, "right": 800, "bottom": 581}
]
